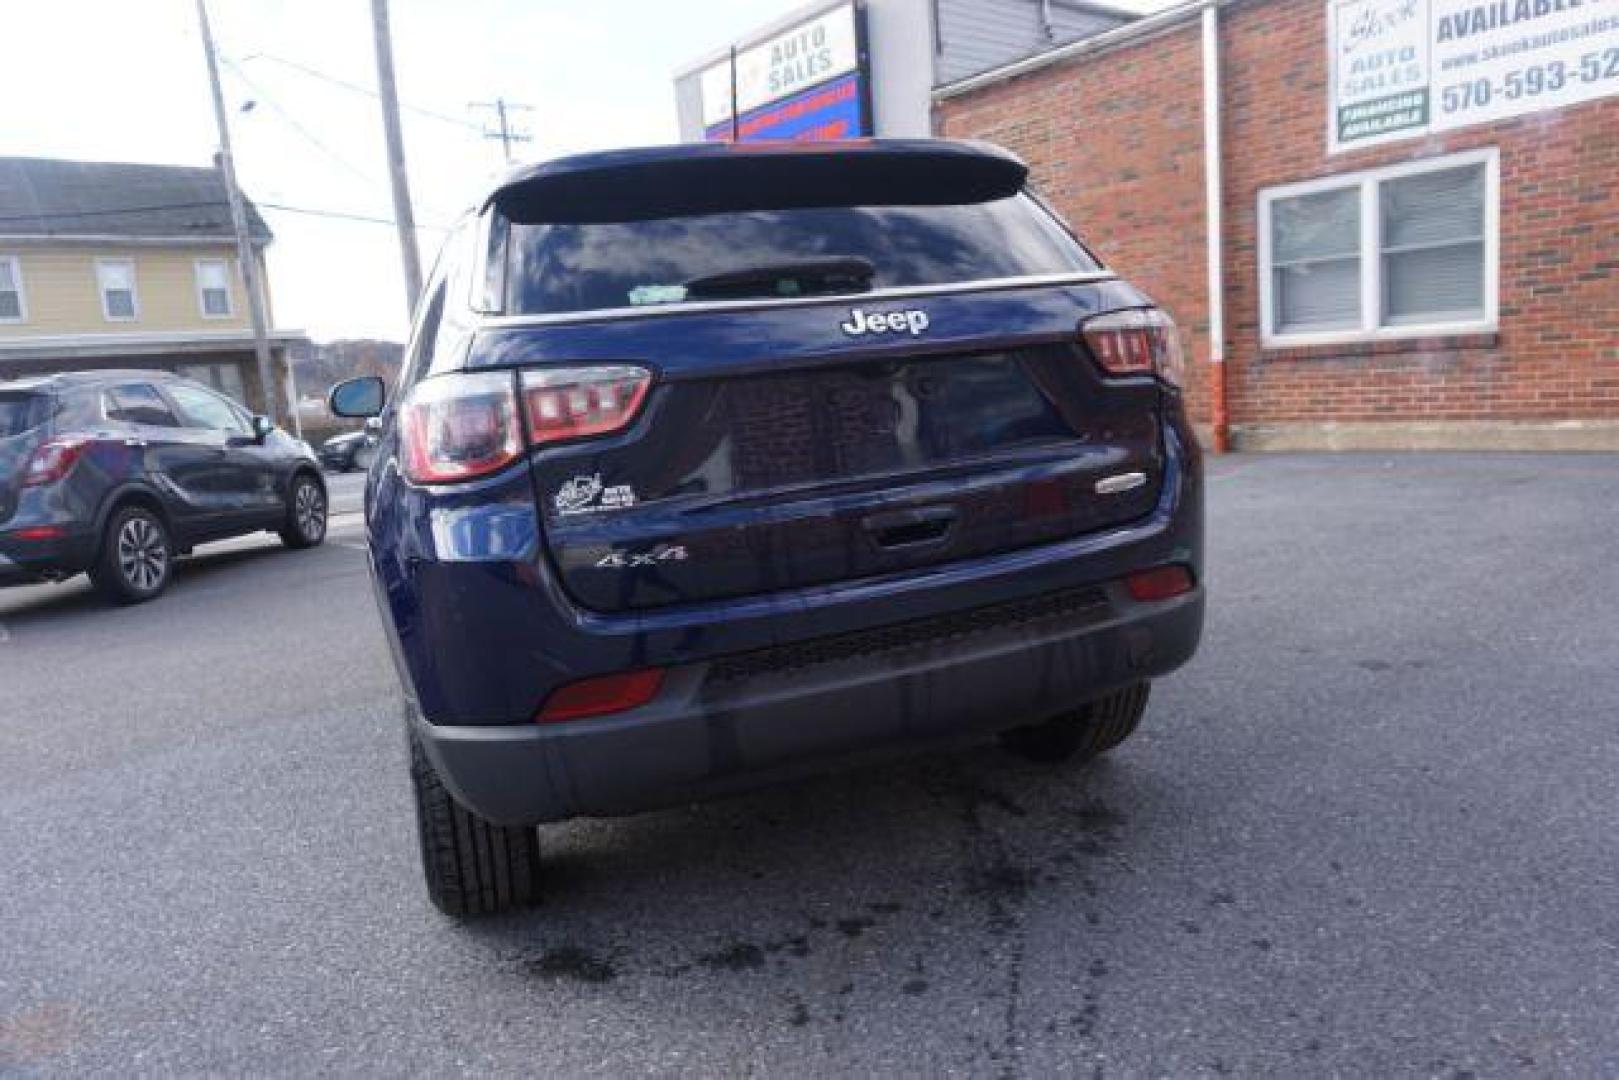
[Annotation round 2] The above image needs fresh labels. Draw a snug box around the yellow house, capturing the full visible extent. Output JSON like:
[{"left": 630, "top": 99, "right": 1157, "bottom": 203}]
[{"left": 0, "top": 156, "right": 304, "bottom": 414}]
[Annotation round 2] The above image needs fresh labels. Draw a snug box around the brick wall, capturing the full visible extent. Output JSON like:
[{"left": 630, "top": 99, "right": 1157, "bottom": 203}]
[
  {"left": 938, "top": 22, "right": 1214, "bottom": 428},
  {"left": 937, "top": 0, "right": 1619, "bottom": 444}
]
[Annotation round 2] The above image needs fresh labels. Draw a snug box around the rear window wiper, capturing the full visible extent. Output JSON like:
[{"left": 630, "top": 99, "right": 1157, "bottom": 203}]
[{"left": 681, "top": 256, "right": 875, "bottom": 301}]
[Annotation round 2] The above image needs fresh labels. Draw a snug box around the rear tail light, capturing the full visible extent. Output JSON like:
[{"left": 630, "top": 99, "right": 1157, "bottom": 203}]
[
  {"left": 399, "top": 366, "right": 653, "bottom": 484},
  {"left": 399, "top": 372, "right": 524, "bottom": 484},
  {"left": 1082, "top": 308, "right": 1184, "bottom": 386},
  {"left": 520, "top": 366, "right": 651, "bottom": 447},
  {"left": 22, "top": 438, "right": 88, "bottom": 487},
  {"left": 536, "top": 668, "right": 665, "bottom": 723},
  {"left": 1125, "top": 564, "right": 1196, "bottom": 602}
]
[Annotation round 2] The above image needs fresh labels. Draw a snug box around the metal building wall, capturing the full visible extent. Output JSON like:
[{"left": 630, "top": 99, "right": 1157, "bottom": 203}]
[{"left": 933, "top": 0, "right": 1131, "bottom": 86}]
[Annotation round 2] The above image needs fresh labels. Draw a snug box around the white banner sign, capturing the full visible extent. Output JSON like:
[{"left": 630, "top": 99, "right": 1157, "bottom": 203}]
[
  {"left": 1329, "top": 0, "right": 1619, "bottom": 150},
  {"left": 699, "top": 3, "right": 860, "bottom": 127}
]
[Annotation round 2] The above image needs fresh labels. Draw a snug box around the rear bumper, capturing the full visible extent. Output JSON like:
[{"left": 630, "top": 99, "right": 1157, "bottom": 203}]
[
  {"left": 415, "top": 581, "right": 1203, "bottom": 825},
  {"left": 0, "top": 532, "right": 95, "bottom": 587},
  {"left": 0, "top": 551, "right": 35, "bottom": 587}
]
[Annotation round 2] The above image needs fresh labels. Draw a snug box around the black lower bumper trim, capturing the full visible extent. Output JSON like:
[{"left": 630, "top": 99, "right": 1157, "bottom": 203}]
[{"left": 414, "top": 586, "right": 1204, "bottom": 826}]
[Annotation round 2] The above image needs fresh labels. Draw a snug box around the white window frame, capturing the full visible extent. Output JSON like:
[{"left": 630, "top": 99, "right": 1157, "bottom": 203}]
[
  {"left": 1258, "top": 148, "right": 1499, "bottom": 348},
  {"left": 0, "top": 255, "right": 25, "bottom": 323},
  {"left": 96, "top": 257, "right": 141, "bottom": 322},
  {"left": 194, "top": 257, "right": 235, "bottom": 319}
]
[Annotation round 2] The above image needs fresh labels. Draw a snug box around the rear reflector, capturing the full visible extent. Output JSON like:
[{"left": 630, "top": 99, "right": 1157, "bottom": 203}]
[
  {"left": 10, "top": 525, "right": 66, "bottom": 541},
  {"left": 536, "top": 668, "right": 665, "bottom": 723},
  {"left": 1125, "top": 564, "right": 1195, "bottom": 602}
]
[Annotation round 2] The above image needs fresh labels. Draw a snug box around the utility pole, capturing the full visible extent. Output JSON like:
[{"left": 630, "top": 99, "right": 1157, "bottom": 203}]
[
  {"left": 470, "top": 99, "right": 534, "bottom": 162},
  {"left": 370, "top": 0, "right": 423, "bottom": 313},
  {"left": 194, "top": 0, "right": 277, "bottom": 423}
]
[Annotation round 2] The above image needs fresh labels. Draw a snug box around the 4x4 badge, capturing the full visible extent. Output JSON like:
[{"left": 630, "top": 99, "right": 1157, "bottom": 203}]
[
  {"left": 840, "top": 307, "right": 930, "bottom": 337},
  {"left": 595, "top": 545, "right": 688, "bottom": 569}
]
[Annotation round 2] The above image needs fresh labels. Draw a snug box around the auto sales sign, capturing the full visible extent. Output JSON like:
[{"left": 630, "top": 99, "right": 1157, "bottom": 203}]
[
  {"left": 699, "top": 3, "right": 871, "bottom": 142},
  {"left": 1329, "top": 0, "right": 1619, "bottom": 150}
]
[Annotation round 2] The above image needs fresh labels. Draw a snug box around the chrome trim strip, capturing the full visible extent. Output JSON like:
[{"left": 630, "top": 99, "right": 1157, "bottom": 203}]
[
  {"left": 474, "top": 270, "right": 1117, "bottom": 330},
  {"left": 1095, "top": 471, "right": 1148, "bottom": 495}
]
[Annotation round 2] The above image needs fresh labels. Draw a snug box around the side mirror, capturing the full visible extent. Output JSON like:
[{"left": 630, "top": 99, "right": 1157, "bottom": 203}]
[
  {"left": 251, "top": 415, "right": 274, "bottom": 444},
  {"left": 364, "top": 416, "right": 383, "bottom": 435},
  {"left": 329, "top": 376, "right": 386, "bottom": 419}
]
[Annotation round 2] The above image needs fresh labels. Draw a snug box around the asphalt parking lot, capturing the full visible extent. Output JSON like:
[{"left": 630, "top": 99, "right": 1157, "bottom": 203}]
[{"left": 2, "top": 455, "right": 1616, "bottom": 1077}]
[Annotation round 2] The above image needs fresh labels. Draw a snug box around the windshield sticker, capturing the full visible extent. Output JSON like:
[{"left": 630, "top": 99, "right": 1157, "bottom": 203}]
[
  {"left": 628, "top": 284, "right": 688, "bottom": 307},
  {"left": 554, "top": 474, "right": 638, "bottom": 516}
]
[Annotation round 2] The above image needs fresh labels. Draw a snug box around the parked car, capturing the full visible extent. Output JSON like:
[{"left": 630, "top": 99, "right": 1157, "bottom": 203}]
[
  {"left": 331, "top": 139, "right": 1204, "bottom": 917},
  {"left": 0, "top": 370, "right": 327, "bottom": 603},
  {"left": 318, "top": 418, "right": 380, "bottom": 473}
]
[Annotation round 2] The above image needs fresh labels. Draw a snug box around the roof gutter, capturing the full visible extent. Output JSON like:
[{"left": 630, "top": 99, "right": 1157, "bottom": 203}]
[
  {"left": 0, "top": 234, "right": 264, "bottom": 248},
  {"left": 934, "top": 0, "right": 1223, "bottom": 100}
]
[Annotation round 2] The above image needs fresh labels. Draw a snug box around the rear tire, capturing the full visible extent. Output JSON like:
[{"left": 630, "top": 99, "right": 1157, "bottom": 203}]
[
  {"left": 279, "top": 473, "right": 327, "bottom": 549},
  {"left": 89, "top": 505, "right": 173, "bottom": 604},
  {"left": 409, "top": 732, "right": 542, "bottom": 917},
  {"left": 1000, "top": 682, "right": 1151, "bottom": 764}
]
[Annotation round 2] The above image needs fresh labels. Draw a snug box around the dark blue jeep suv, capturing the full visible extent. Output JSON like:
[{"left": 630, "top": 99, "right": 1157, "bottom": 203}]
[{"left": 331, "top": 140, "right": 1204, "bottom": 916}]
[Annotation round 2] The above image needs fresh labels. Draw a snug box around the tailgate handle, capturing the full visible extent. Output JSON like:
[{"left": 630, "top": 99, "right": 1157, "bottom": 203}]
[{"left": 863, "top": 506, "right": 957, "bottom": 551}]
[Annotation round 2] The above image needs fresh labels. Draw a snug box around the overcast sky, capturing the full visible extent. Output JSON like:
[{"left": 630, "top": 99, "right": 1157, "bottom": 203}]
[
  {"left": 2, "top": 0, "right": 1172, "bottom": 343},
  {"left": 0, "top": 0, "right": 811, "bottom": 341}
]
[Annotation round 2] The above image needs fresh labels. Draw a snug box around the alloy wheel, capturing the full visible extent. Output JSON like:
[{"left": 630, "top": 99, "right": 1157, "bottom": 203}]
[
  {"left": 295, "top": 481, "right": 327, "bottom": 542},
  {"left": 117, "top": 516, "right": 168, "bottom": 593}
]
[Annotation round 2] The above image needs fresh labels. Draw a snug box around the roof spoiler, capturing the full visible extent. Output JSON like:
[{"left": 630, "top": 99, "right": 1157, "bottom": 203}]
[{"left": 485, "top": 139, "right": 1029, "bottom": 225}]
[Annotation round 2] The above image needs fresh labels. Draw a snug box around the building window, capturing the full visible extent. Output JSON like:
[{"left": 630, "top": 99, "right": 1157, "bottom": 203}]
[
  {"left": 1259, "top": 149, "right": 1498, "bottom": 345},
  {"left": 96, "top": 258, "right": 139, "bottom": 321},
  {"left": 175, "top": 362, "right": 249, "bottom": 406},
  {"left": 0, "top": 256, "right": 25, "bottom": 322},
  {"left": 195, "top": 258, "right": 234, "bottom": 318}
]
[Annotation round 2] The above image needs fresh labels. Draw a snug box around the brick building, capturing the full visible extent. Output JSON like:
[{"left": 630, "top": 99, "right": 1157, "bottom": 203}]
[{"left": 937, "top": 0, "right": 1619, "bottom": 450}]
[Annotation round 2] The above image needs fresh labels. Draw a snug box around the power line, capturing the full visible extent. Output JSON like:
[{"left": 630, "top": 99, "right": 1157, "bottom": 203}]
[
  {"left": 0, "top": 199, "right": 447, "bottom": 231},
  {"left": 234, "top": 51, "right": 484, "bottom": 132},
  {"left": 221, "top": 58, "right": 378, "bottom": 185},
  {"left": 260, "top": 201, "right": 449, "bottom": 231}
]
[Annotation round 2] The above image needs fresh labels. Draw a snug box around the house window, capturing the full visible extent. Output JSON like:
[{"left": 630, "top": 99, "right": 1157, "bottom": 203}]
[
  {"left": 1259, "top": 149, "right": 1498, "bottom": 345},
  {"left": 175, "top": 362, "right": 249, "bottom": 406},
  {"left": 0, "top": 256, "right": 24, "bottom": 322},
  {"left": 195, "top": 258, "right": 234, "bottom": 317},
  {"left": 96, "top": 258, "right": 139, "bottom": 321}
]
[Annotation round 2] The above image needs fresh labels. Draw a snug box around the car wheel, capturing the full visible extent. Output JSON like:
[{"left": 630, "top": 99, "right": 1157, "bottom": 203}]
[
  {"left": 1000, "top": 681, "right": 1151, "bottom": 764},
  {"left": 279, "top": 474, "right": 327, "bottom": 549},
  {"left": 409, "top": 731, "right": 542, "bottom": 917},
  {"left": 89, "top": 505, "right": 173, "bottom": 604}
]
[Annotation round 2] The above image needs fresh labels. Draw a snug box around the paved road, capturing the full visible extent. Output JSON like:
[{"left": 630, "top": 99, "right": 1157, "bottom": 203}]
[{"left": 2, "top": 455, "right": 1616, "bottom": 1077}]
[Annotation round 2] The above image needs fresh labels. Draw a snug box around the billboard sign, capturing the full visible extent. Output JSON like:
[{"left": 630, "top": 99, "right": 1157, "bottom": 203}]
[
  {"left": 699, "top": 2, "right": 871, "bottom": 142},
  {"left": 1328, "top": 0, "right": 1619, "bottom": 152}
]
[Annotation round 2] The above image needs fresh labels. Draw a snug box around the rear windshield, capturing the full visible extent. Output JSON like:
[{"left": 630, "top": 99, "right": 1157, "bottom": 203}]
[
  {"left": 505, "top": 193, "right": 1100, "bottom": 316},
  {"left": 0, "top": 393, "right": 47, "bottom": 439}
]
